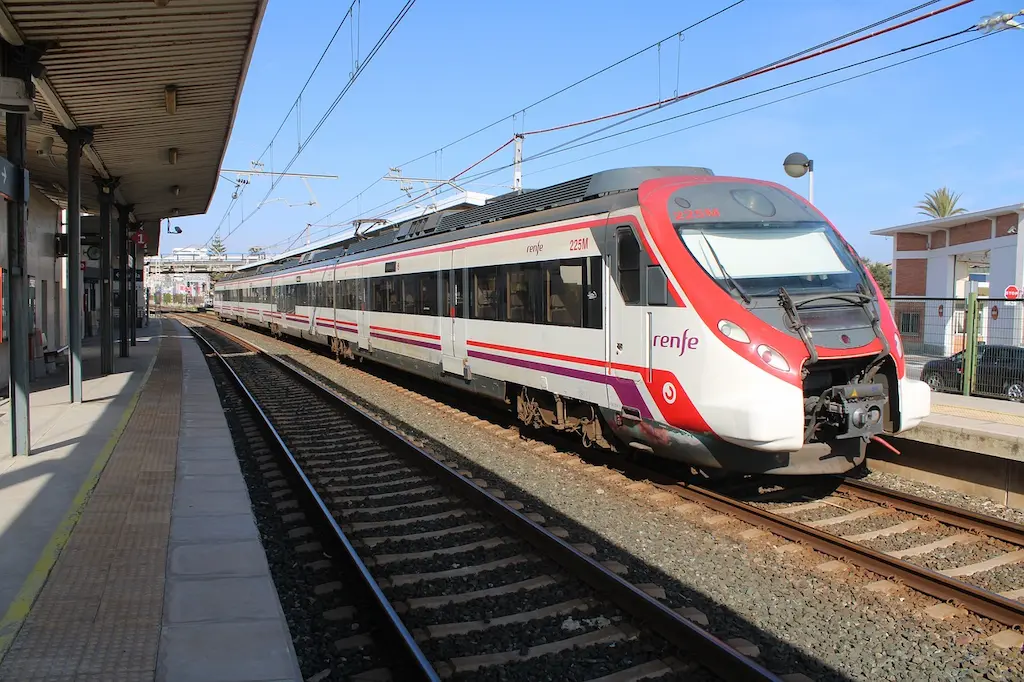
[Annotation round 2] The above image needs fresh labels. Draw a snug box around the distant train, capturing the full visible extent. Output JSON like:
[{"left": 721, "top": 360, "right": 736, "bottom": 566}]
[{"left": 214, "top": 166, "right": 930, "bottom": 476}]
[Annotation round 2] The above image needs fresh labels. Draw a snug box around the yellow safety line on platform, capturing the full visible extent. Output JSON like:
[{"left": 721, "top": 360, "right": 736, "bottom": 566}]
[
  {"left": 931, "top": 403, "right": 1024, "bottom": 428},
  {"left": 0, "top": 337, "right": 164, "bottom": 663}
]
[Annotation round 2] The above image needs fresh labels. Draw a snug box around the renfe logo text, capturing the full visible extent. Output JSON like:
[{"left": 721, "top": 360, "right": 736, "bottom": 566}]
[{"left": 652, "top": 330, "right": 699, "bottom": 356}]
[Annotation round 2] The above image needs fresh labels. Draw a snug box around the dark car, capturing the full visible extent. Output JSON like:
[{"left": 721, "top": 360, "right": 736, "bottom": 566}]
[{"left": 921, "top": 343, "right": 1024, "bottom": 401}]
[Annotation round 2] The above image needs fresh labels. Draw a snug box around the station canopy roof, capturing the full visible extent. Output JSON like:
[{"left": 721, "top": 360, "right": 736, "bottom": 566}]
[{"left": 0, "top": 0, "right": 268, "bottom": 255}]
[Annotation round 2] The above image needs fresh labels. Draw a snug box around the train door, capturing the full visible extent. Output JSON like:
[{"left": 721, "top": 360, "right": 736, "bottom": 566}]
[
  {"left": 357, "top": 266, "right": 369, "bottom": 350},
  {"left": 440, "top": 248, "right": 467, "bottom": 376},
  {"left": 608, "top": 224, "right": 649, "bottom": 417}
]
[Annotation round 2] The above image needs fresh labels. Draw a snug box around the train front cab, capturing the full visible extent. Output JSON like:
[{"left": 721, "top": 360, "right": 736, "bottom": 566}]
[{"left": 601, "top": 175, "right": 931, "bottom": 476}]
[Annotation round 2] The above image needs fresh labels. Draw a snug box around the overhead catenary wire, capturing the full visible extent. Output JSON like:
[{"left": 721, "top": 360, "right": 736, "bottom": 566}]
[
  {"left": 514, "top": 27, "right": 980, "bottom": 167},
  {"left": 268, "top": 0, "right": 952, "bottom": 251},
  {"left": 521, "top": 0, "right": 976, "bottom": 137},
  {"left": 216, "top": 0, "right": 418, "bottom": 245},
  {"left": 346, "top": 0, "right": 983, "bottom": 227},
  {"left": 208, "top": 0, "right": 360, "bottom": 242},
  {"left": 272, "top": 1, "right": 751, "bottom": 251},
  {"left": 391, "top": 0, "right": 750, "bottom": 171},
  {"left": 523, "top": 31, "right": 998, "bottom": 179}
]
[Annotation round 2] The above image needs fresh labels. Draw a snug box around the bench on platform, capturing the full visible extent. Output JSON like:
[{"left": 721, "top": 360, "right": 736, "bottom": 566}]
[{"left": 44, "top": 344, "right": 69, "bottom": 367}]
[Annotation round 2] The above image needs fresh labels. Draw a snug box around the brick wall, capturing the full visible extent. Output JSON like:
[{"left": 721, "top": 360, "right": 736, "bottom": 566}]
[
  {"left": 997, "top": 213, "right": 1019, "bottom": 237},
  {"left": 949, "top": 219, "right": 991, "bottom": 246},
  {"left": 930, "top": 231, "right": 946, "bottom": 249},
  {"left": 894, "top": 257, "right": 927, "bottom": 296},
  {"left": 896, "top": 233, "right": 928, "bottom": 251},
  {"left": 890, "top": 300, "right": 925, "bottom": 342}
]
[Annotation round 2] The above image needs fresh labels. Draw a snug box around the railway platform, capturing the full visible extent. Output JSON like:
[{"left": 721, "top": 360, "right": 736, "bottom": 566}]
[
  {"left": 873, "top": 391, "right": 1024, "bottom": 509},
  {"left": 0, "top": 318, "right": 302, "bottom": 681}
]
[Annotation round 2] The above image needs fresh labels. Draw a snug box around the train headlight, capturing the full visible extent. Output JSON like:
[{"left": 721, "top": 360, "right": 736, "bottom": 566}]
[
  {"left": 718, "top": 320, "right": 750, "bottom": 343},
  {"left": 756, "top": 344, "right": 789, "bottom": 372}
]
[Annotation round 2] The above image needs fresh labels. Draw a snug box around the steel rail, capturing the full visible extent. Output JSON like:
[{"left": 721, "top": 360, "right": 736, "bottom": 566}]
[
  {"left": 184, "top": 322, "right": 441, "bottom": 682},
  {"left": 187, "top": 316, "right": 782, "bottom": 682},
  {"left": 185, "top": 313, "right": 1024, "bottom": 630},
  {"left": 667, "top": 481, "right": 1024, "bottom": 627},
  {"left": 839, "top": 477, "right": 1024, "bottom": 547}
]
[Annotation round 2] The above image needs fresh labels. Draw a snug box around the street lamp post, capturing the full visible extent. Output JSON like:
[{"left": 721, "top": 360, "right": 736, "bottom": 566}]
[{"left": 783, "top": 152, "right": 814, "bottom": 204}]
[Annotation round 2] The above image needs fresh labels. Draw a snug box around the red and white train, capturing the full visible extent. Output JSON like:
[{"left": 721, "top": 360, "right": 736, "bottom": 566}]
[{"left": 214, "top": 166, "right": 930, "bottom": 476}]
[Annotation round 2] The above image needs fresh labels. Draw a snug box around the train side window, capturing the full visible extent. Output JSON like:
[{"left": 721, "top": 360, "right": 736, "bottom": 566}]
[
  {"left": 470, "top": 267, "right": 497, "bottom": 321},
  {"left": 442, "top": 269, "right": 465, "bottom": 317},
  {"left": 647, "top": 265, "right": 668, "bottom": 306},
  {"left": 338, "top": 280, "right": 350, "bottom": 309},
  {"left": 505, "top": 264, "right": 539, "bottom": 323},
  {"left": 419, "top": 271, "right": 438, "bottom": 315},
  {"left": 402, "top": 275, "right": 418, "bottom": 314},
  {"left": 546, "top": 260, "right": 583, "bottom": 327},
  {"left": 371, "top": 278, "right": 388, "bottom": 312},
  {"left": 616, "top": 227, "right": 641, "bottom": 305}
]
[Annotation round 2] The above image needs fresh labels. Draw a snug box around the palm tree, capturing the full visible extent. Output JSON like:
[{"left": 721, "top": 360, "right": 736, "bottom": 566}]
[{"left": 916, "top": 187, "right": 967, "bottom": 218}]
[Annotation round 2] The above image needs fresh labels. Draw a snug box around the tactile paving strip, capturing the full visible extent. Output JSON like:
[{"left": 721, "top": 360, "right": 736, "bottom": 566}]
[
  {"left": 0, "top": 337, "right": 181, "bottom": 681},
  {"left": 931, "top": 402, "right": 1024, "bottom": 427}
]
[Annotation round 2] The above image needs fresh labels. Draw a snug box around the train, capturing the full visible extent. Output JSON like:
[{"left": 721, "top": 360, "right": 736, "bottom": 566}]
[{"left": 213, "top": 166, "right": 930, "bottom": 476}]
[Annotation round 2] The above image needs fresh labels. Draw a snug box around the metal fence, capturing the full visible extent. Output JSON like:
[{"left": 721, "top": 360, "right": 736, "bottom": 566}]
[{"left": 888, "top": 295, "right": 1024, "bottom": 401}]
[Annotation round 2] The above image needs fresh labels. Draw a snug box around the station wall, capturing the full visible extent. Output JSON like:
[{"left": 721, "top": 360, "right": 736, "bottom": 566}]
[{"left": 0, "top": 191, "right": 65, "bottom": 389}]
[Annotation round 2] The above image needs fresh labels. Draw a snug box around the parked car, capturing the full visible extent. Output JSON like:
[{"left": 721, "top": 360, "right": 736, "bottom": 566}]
[{"left": 921, "top": 343, "right": 1024, "bottom": 401}]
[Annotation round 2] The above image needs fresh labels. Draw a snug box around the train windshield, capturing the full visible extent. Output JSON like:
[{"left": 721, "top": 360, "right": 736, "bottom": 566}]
[{"left": 675, "top": 221, "right": 866, "bottom": 298}]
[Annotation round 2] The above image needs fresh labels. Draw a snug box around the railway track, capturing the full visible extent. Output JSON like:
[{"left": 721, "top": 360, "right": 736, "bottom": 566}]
[
  {"left": 206, "top": 348, "right": 393, "bottom": 680},
  {"left": 736, "top": 477, "right": 1024, "bottom": 627},
  {"left": 187, "top": 313, "right": 1024, "bottom": 635},
  {"left": 181, "top": 316, "right": 786, "bottom": 682}
]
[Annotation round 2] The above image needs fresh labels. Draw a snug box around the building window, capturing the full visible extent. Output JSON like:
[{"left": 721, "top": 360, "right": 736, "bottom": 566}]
[{"left": 899, "top": 311, "right": 920, "bottom": 335}]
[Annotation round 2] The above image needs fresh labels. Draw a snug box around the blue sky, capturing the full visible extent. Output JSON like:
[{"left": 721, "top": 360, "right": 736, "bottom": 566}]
[{"left": 169, "top": 0, "right": 1023, "bottom": 263}]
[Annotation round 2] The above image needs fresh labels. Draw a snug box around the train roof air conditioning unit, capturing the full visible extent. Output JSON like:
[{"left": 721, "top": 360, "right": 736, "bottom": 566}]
[{"left": 0, "top": 77, "right": 34, "bottom": 115}]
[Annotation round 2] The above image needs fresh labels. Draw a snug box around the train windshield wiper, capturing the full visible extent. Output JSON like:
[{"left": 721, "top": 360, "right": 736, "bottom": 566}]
[{"left": 699, "top": 230, "right": 751, "bottom": 304}]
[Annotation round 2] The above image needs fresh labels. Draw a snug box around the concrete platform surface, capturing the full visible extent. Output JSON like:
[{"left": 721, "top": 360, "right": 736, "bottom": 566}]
[
  {"left": 0, "top": 317, "right": 301, "bottom": 681},
  {"left": 897, "top": 392, "right": 1024, "bottom": 462}
]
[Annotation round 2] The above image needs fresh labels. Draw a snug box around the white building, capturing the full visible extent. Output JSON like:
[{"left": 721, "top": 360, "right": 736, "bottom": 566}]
[{"left": 872, "top": 203, "right": 1024, "bottom": 356}]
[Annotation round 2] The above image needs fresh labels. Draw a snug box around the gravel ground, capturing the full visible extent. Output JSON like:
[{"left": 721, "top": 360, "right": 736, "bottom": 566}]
[
  {"left": 908, "top": 540, "right": 1013, "bottom": 573},
  {"left": 817, "top": 511, "right": 913, "bottom": 538},
  {"left": 970, "top": 563, "right": 1024, "bottom": 595},
  {"left": 862, "top": 530, "right": 955, "bottom": 554},
  {"left": 198, "top": 317, "right": 1024, "bottom": 682},
  {"left": 862, "top": 469, "right": 1024, "bottom": 527}
]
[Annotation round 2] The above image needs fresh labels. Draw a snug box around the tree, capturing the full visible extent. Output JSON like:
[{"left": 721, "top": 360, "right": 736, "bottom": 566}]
[
  {"left": 863, "top": 259, "right": 892, "bottom": 296},
  {"left": 916, "top": 187, "right": 967, "bottom": 218},
  {"left": 210, "top": 234, "right": 227, "bottom": 255}
]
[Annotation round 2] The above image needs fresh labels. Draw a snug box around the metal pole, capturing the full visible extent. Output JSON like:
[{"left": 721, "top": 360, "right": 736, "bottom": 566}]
[
  {"left": 56, "top": 126, "right": 91, "bottom": 403},
  {"left": 116, "top": 204, "right": 131, "bottom": 358},
  {"left": 963, "top": 290, "right": 979, "bottom": 397},
  {"left": 130, "top": 236, "right": 137, "bottom": 346},
  {"left": 96, "top": 179, "right": 117, "bottom": 375},
  {"left": 807, "top": 159, "right": 815, "bottom": 205},
  {"left": 4, "top": 54, "right": 31, "bottom": 456},
  {"left": 513, "top": 134, "right": 523, "bottom": 192}
]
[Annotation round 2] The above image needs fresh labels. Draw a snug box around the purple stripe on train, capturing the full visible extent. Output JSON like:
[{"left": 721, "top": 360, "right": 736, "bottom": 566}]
[
  {"left": 370, "top": 332, "right": 442, "bottom": 351},
  {"left": 315, "top": 321, "right": 358, "bottom": 334},
  {"left": 466, "top": 349, "right": 653, "bottom": 420}
]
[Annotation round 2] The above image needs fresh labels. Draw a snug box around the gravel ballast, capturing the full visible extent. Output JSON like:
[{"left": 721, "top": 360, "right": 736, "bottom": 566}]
[{"left": 197, "top": 316, "right": 1024, "bottom": 682}]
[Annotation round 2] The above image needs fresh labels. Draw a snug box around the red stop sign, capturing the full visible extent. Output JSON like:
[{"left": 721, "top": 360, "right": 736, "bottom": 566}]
[{"left": 1006, "top": 285, "right": 1020, "bottom": 300}]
